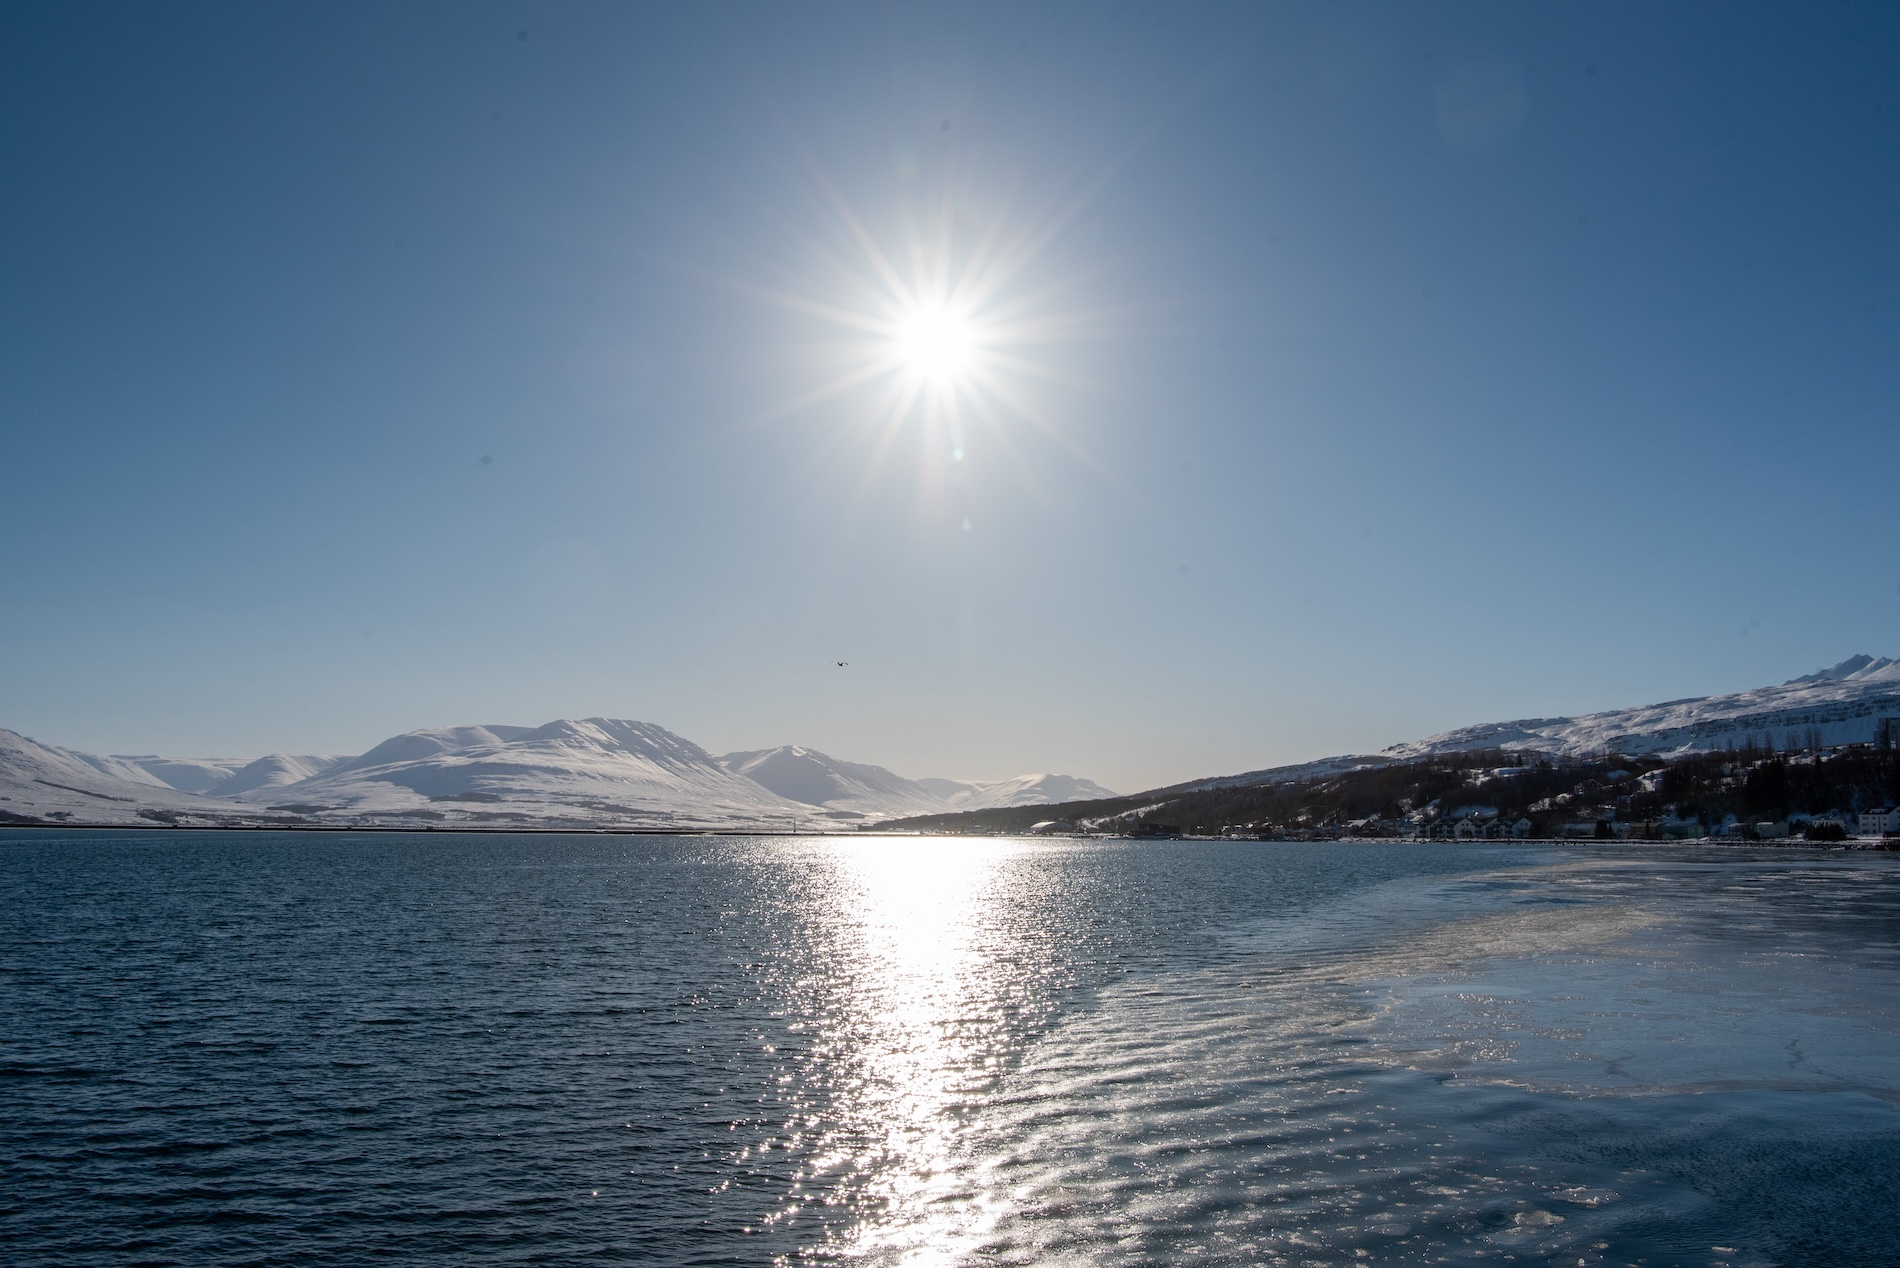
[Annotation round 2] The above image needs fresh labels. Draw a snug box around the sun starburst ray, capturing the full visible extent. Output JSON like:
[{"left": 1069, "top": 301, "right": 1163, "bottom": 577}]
[{"left": 754, "top": 136, "right": 1137, "bottom": 542}]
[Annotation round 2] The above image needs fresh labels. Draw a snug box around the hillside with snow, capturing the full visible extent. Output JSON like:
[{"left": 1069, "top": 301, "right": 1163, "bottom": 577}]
[
  {"left": 1383, "top": 654, "right": 1900, "bottom": 760},
  {"left": 717, "top": 746, "right": 947, "bottom": 820},
  {"left": 0, "top": 729, "right": 239, "bottom": 826},
  {"left": 236, "top": 719, "right": 816, "bottom": 830},
  {"left": 1158, "top": 655, "right": 1900, "bottom": 800},
  {"left": 0, "top": 718, "right": 1115, "bottom": 830}
]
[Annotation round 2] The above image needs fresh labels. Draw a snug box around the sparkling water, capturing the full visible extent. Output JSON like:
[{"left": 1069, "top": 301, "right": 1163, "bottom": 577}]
[{"left": 3, "top": 831, "right": 1896, "bottom": 1265}]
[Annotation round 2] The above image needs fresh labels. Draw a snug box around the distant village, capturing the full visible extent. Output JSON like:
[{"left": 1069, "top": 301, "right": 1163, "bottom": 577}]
[{"left": 906, "top": 739, "right": 1900, "bottom": 845}]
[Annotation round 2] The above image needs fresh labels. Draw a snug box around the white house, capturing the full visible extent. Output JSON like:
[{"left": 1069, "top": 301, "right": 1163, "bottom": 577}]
[{"left": 1859, "top": 807, "right": 1899, "bottom": 836}]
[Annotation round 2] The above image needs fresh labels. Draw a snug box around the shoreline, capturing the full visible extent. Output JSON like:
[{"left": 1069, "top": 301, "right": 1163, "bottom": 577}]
[{"left": 1, "top": 822, "right": 1893, "bottom": 848}]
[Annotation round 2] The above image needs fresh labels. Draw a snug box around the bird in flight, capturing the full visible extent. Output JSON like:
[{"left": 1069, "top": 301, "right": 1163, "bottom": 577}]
[{"left": 835, "top": 661, "right": 848, "bottom": 667}]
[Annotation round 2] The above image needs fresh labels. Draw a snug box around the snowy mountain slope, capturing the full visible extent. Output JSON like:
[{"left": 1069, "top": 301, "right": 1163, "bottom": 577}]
[
  {"left": 0, "top": 729, "right": 234, "bottom": 824},
  {"left": 96, "top": 753, "right": 351, "bottom": 796},
  {"left": 1382, "top": 654, "right": 1900, "bottom": 760},
  {"left": 1009, "top": 654, "right": 1900, "bottom": 806},
  {"left": 62, "top": 750, "right": 190, "bottom": 789},
  {"left": 717, "top": 746, "right": 946, "bottom": 819},
  {"left": 3, "top": 717, "right": 1121, "bottom": 829},
  {"left": 326, "top": 725, "right": 534, "bottom": 775},
  {"left": 112, "top": 755, "right": 252, "bottom": 794},
  {"left": 212, "top": 754, "right": 351, "bottom": 797},
  {"left": 1785, "top": 654, "right": 1895, "bottom": 685},
  {"left": 246, "top": 718, "right": 810, "bottom": 829},
  {"left": 915, "top": 773, "right": 1119, "bottom": 810}
]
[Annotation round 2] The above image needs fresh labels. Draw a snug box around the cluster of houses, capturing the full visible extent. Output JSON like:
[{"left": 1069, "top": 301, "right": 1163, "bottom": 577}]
[
  {"left": 1706, "top": 806, "right": 1899, "bottom": 840},
  {"left": 1100, "top": 803, "right": 1900, "bottom": 843},
  {"left": 1415, "top": 811, "right": 1533, "bottom": 840},
  {"left": 1404, "top": 804, "right": 1900, "bottom": 843}
]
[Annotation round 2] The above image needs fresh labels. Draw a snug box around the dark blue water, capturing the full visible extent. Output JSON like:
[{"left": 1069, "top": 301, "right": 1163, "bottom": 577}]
[{"left": 2, "top": 831, "right": 1897, "bottom": 1266}]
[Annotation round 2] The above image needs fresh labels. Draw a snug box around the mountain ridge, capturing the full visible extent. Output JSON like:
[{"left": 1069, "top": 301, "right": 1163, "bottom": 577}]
[
  {"left": 0, "top": 719, "right": 1111, "bottom": 828},
  {"left": 1380, "top": 654, "right": 1900, "bottom": 761},
  {"left": 6, "top": 656, "right": 1891, "bottom": 830}
]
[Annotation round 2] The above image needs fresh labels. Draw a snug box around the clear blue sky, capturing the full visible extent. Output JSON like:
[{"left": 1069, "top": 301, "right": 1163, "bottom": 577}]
[{"left": 3, "top": 1, "right": 1897, "bottom": 790}]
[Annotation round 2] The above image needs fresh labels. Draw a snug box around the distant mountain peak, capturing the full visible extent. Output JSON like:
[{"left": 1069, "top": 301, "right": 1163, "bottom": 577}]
[
  {"left": 714, "top": 745, "right": 946, "bottom": 817},
  {"left": 1785, "top": 654, "right": 1895, "bottom": 684},
  {"left": 918, "top": 772, "right": 1119, "bottom": 810}
]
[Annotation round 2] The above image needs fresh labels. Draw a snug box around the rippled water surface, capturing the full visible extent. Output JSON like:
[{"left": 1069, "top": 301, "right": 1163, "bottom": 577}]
[{"left": 3, "top": 831, "right": 1898, "bottom": 1266}]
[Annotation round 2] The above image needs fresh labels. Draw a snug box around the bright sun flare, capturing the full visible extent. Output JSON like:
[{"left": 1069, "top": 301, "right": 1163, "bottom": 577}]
[
  {"left": 759, "top": 149, "right": 1107, "bottom": 476},
  {"left": 894, "top": 305, "right": 975, "bottom": 383}
]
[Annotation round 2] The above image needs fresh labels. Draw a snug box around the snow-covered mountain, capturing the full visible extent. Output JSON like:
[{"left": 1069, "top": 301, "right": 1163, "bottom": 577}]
[
  {"left": 714, "top": 747, "right": 1118, "bottom": 818},
  {"left": 111, "top": 755, "right": 253, "bottom": 794},
  {"left": 1054, "top": 654, "right": 1900, "bottom": 805},
  {"left": 1383, "top": 654, "right": 1900, "bottom": 760},
  {"left": 0, "top": 729, "right": 234, "bottom": 825},
  {"left": 4, "top": 659, "right": 1891, "bottom": 829},
  {"left": 0, "top": 720, "right": 809, "bottom": 829},
  {"left": 250, "top": 719, "right": 812, "bottom": 829},
  {"left": 0, "top": 713, "right": 1123, "bottom": 830},
  {"left": 915, "top": 773, "right": 1119, "bottom": 810},
  {"left": 717, "top": 746, "right": 946, "bottom": 820},
  {"left": 211, "top": 753, "right": 352, "bottom": 797},
  {"left": 101, "top": 752, "right": 351, "bottom": 796}
]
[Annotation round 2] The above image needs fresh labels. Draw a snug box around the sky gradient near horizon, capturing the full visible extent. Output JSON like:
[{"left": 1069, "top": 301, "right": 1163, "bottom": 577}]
[{"left": 4, "top": 1, "right": 1898, "bottom": 791}]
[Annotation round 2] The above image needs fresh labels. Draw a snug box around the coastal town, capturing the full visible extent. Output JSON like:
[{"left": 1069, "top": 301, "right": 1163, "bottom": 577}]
[{"left": 913, "top": 742, "right": 1900, "bottom": 844}]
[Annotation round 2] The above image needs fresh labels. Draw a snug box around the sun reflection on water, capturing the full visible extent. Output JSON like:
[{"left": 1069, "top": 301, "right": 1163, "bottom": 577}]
[{"left": 773, "top": 837, "right": 1042, "bottom": 1264}]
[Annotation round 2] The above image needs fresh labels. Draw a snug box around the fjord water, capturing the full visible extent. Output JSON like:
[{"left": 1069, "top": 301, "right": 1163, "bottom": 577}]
[{"left": 2, "top": 832, "right": 1897, "bottom": 1266}]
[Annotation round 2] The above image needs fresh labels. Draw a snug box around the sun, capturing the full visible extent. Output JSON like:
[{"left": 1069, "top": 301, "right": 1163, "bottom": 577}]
[
  {"left": 893, "top": 304, "right": 976, "bottom": 385},
  {"left": 750, "top": 144, "right": 1111, "bottom": 493}
]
